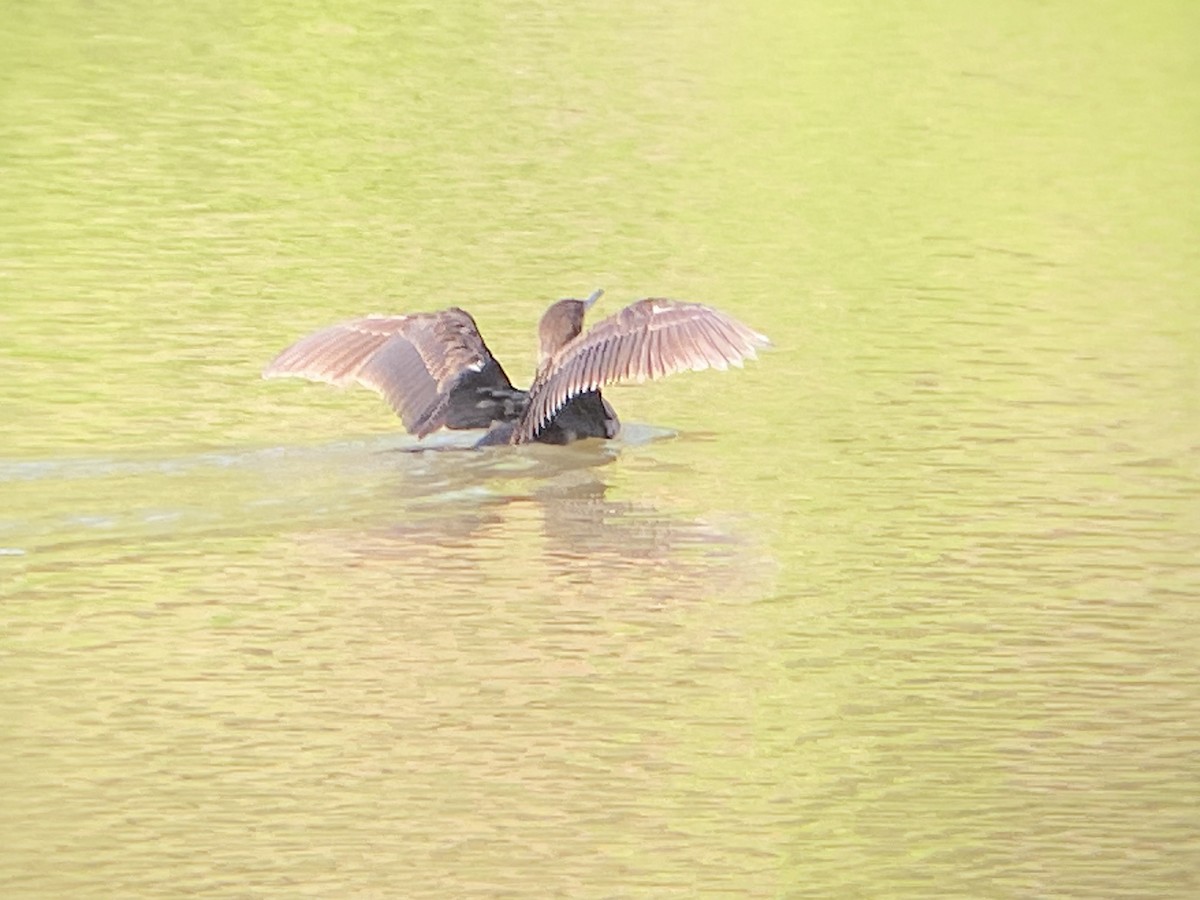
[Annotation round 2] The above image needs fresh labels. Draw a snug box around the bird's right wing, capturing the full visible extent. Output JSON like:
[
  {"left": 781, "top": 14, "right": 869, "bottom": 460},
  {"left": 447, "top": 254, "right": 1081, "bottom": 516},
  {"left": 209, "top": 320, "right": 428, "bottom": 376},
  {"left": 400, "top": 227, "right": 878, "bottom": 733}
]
[
  {"left": 515, "top": 299, "right": 770, "bottom": 442},
  {"left": 263, "top": 308, "right": 513, "bottom": 437}
]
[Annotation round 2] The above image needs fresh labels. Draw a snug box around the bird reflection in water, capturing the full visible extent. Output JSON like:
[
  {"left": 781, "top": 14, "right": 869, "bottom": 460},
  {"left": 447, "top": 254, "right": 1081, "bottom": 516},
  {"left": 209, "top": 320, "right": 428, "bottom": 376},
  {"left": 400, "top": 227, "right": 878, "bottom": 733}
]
[{"left": 280, "top": 433, "right": 773, "bottom": 607}]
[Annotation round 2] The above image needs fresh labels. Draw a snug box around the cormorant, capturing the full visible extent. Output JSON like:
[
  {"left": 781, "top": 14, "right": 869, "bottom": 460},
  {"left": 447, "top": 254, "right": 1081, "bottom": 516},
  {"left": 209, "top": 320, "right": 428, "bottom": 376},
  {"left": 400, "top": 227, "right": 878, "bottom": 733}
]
[{"left": 263, "top": 290, "right": 769, "bottom": 445}]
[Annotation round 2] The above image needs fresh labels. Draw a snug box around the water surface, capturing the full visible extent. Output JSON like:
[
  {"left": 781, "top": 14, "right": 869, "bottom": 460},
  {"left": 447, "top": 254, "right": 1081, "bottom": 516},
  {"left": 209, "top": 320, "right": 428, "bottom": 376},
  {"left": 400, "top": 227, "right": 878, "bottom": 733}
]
[{"left": 2, "top": 1, "right": 1198, "bottom": 896}]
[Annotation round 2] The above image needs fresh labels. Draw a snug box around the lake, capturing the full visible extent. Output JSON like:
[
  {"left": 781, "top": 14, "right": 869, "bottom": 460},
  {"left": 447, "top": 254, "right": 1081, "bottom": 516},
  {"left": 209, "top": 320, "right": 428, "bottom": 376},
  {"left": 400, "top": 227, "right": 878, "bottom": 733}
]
[{"left": 2, "top": 1, "right": 1198, "bottom": 896}]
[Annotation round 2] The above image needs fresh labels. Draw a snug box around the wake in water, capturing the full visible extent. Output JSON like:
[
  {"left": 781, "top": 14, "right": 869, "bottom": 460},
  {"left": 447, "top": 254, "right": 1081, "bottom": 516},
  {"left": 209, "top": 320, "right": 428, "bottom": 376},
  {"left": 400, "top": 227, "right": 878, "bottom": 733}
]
[{"left": 0, "top": 425, "right": 677, "bottom": 559}]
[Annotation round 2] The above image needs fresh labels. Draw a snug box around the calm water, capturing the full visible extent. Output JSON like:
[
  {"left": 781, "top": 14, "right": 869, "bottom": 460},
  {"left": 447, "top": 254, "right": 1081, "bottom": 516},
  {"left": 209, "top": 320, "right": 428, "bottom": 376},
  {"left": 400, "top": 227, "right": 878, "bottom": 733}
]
[{"left": 3, "top": 1, "right": 1198, "bottom": 896}]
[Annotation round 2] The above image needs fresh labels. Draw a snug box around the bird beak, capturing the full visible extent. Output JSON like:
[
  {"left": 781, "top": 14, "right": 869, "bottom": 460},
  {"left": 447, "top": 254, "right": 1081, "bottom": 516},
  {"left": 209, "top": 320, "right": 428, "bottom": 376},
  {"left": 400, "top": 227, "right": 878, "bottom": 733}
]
[{"left": 583, "top": 288, "right": 603, "bottom": 310}]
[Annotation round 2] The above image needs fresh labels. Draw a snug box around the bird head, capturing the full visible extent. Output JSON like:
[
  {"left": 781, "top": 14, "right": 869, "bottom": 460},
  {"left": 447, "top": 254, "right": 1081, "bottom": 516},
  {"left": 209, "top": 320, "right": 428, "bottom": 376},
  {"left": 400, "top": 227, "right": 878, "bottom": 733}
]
[{"left": 537, "top": 289, "right": 602, "bottom": 368}]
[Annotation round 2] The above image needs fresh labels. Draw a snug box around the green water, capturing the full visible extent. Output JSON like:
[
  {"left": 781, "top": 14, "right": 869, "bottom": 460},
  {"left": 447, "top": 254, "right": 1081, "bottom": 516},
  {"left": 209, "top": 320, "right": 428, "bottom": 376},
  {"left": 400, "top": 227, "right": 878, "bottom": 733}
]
[{"left": 3, "top": 1, "right": 1198, "bottom": 896}]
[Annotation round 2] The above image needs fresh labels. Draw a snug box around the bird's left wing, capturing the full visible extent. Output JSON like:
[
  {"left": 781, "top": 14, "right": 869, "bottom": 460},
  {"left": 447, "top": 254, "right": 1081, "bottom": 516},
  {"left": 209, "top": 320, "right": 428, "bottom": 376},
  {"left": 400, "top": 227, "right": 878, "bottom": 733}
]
[{"left": 263, "top": 309, "right": 513, "bottom": 437}]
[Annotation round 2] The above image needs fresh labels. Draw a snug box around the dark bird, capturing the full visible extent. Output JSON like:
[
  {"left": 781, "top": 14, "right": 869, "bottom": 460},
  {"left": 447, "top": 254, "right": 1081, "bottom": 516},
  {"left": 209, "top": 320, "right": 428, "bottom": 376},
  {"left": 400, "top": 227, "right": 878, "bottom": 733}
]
[{"left": 263, "top": 290, "right": 769, "bottom": 446}]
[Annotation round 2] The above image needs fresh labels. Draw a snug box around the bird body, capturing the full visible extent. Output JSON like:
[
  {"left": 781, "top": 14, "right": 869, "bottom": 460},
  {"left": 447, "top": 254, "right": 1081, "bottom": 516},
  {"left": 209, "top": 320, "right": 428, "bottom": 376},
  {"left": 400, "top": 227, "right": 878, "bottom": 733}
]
[{"left": 263, "top": 291, "right": 768, "bottom": 446}]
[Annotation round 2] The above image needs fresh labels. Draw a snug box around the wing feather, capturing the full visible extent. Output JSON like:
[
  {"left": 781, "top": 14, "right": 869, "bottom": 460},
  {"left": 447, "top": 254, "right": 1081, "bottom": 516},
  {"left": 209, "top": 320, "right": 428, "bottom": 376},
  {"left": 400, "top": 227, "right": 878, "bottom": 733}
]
[
  {"left": 636, "top": 323, "right": 653, "bottom": 384},
  {"left": 615, "top": 332, "right": 635, "bottom": 380},
  {"left": 694, "top": 316, "right": 731, "bottom": 371},
  {"left": 678, "top": 320, "right": 710, "bottom": 373}
]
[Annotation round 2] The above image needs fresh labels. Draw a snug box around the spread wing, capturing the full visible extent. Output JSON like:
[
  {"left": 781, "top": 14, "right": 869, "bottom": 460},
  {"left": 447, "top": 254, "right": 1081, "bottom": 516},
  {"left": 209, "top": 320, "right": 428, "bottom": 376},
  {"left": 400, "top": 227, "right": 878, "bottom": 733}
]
[
  {"left": 515, "top": 299, "right": 770, "bottom": 442},
  {"left": 263, "top": 308, "right": 515, "bottom": 437}
]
